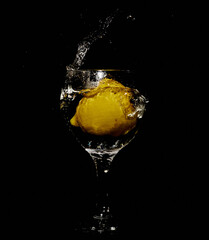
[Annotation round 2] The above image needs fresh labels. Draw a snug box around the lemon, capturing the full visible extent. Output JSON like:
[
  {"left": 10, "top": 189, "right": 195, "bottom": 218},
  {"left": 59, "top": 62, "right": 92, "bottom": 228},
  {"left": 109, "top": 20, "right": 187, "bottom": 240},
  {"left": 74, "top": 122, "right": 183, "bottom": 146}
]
[{"left": 70, "top": 78, "right": 137, "bottom": 136}]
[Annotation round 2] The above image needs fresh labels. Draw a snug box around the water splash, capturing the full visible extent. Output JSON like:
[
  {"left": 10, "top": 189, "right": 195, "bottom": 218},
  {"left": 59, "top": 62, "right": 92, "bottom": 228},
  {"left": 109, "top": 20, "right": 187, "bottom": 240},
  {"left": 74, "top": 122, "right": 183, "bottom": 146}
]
[{"left": 66, "top": 9, "right": 119, "bottom": 76}]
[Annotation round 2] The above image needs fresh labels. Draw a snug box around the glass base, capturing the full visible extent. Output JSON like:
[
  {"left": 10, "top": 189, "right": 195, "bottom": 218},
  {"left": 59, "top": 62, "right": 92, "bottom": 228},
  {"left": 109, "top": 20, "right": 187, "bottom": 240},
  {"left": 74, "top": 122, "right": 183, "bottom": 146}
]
[{"left": 74, "top": 213, "right": 119, "bottom": 236}]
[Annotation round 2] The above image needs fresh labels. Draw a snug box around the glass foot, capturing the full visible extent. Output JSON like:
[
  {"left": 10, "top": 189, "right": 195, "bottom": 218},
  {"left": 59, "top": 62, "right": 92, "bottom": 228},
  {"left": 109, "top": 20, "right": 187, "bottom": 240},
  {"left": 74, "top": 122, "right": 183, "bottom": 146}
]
[
  {"left": 91, "top": 213, "right": 118, "bottom": 234},
  {"left": 74, "top": 214, "right": 118, "bottom": 236}
]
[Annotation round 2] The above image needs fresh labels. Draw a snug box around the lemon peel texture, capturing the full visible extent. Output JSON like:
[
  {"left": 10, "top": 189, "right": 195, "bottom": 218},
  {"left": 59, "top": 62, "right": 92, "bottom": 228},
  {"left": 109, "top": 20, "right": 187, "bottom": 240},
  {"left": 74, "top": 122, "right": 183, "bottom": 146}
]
[{"left": 70, "top": 78, "right": 137, "bottom": 136}]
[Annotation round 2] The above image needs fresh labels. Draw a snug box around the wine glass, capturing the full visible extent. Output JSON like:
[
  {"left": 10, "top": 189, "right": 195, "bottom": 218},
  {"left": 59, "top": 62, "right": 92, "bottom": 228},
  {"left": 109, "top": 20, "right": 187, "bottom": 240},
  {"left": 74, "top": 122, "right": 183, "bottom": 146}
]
[{"left": 60, "top": 69, "right": 147, "bottom": 235}]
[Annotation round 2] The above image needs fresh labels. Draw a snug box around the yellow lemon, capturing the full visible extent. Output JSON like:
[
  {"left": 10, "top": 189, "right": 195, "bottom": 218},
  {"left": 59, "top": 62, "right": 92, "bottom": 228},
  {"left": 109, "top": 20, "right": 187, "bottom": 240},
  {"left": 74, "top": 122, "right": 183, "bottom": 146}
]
[{"left": 70, "top": 78, "right": 137, "bottom": 136}]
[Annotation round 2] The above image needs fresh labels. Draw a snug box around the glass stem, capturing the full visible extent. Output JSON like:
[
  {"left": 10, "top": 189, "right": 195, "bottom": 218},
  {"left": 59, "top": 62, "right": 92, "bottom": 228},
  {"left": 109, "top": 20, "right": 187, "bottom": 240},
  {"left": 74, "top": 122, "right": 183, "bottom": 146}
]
[{"left": 93, "top": 156, "right": 112, "bottom": 219}]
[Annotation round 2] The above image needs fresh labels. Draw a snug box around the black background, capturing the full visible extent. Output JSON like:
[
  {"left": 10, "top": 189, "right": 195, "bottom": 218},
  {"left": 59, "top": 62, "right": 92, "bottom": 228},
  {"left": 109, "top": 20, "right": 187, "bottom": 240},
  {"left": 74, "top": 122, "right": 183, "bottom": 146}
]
[{"left": 7, "top": 2, "right": 207, "bottom": 238}]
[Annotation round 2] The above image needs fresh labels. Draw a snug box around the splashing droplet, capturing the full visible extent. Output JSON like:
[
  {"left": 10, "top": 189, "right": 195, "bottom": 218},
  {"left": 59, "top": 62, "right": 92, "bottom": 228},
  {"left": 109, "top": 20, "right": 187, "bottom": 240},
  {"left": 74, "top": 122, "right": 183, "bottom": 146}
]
[{"left": 127, "top": 14, "right": 136, "bottom": 21}]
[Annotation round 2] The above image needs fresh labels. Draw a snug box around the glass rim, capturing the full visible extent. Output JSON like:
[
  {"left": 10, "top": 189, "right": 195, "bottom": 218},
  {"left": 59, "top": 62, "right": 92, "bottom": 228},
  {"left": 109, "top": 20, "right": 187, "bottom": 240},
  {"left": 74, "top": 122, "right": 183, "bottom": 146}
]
[{"left": 66, "top": 68, "right": 131, "bottom": 72}]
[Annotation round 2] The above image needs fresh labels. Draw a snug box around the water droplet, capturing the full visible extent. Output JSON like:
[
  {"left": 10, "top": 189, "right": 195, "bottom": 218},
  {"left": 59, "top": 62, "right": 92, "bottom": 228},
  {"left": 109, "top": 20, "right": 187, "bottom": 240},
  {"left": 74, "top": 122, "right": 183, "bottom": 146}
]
[
  {"left": 110, "top": 226, "right": 116, "bottom": 231},
  {"left": 127, "top": 14, "right": 136, "bottom": 21}
]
